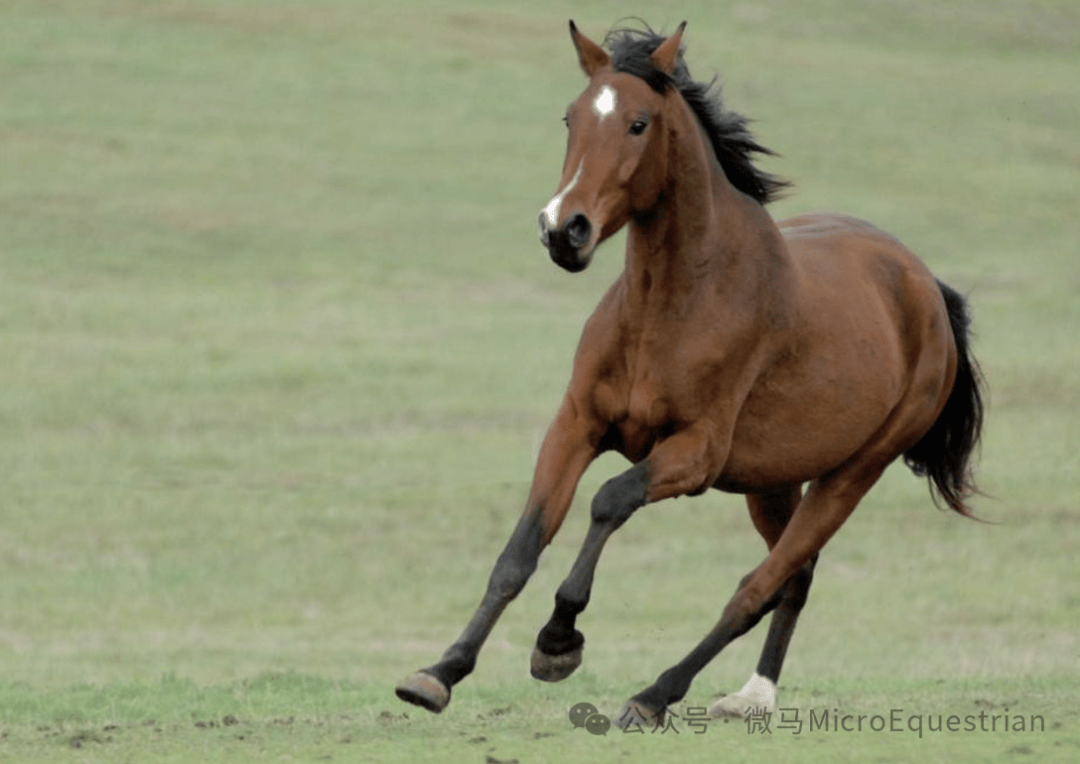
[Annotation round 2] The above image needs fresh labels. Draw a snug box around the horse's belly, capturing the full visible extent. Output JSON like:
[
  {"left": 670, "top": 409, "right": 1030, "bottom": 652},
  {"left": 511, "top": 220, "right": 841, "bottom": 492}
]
[
  {"left": 719, "top": 420, "right": 876, "bottom": 492},
  {"left": 719, "top": 348, "right": 903, "bottom": 491}
]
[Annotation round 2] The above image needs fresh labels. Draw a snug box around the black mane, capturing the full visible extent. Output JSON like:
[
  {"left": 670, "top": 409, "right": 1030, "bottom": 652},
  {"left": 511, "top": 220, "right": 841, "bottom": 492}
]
[{"left": 604, "top": 23, "right": 790, "bottom": 205}]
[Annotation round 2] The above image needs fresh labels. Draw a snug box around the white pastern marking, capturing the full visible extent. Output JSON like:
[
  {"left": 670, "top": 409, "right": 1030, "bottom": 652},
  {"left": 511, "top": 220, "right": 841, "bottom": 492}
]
[
  {"left": 592, "top": 85, "right": 617, "bottom": 120},
  {"left": 542, "top": 159, "right": 583, "bottom": 229},
  {"left": 737, "top": 672, "right": 778, "bottom": 711},
  {"left": 708, "top": 671, "right": 778, "bottom": 718}
]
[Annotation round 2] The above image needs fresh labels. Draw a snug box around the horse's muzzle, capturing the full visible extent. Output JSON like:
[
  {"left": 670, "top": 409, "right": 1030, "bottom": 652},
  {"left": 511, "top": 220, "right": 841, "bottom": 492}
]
[{"left": 539, "top": 213, "right": 593, "bottom": 273}]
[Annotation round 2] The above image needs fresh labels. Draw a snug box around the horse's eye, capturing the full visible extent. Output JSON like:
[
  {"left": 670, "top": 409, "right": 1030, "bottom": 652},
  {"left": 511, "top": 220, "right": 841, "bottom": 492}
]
[
  {"left": 562, "top": 114, "right": 569, "bottom": 128},
  {"left": 629, "top": 119, "right": 648, "bottom": 136}
]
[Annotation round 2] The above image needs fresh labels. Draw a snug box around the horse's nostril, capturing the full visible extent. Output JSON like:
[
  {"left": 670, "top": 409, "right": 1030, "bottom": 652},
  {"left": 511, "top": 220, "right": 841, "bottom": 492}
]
[{"left": 565, "top": 214, "right": 592, "bottom": 248}]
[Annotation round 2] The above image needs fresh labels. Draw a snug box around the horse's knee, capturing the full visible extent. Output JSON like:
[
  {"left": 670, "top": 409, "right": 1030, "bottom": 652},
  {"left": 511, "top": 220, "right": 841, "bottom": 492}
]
[
  {"left": 591, "top": 463, "right": 650, "bottom": 529},
  {"left": 487, "top": 550, "right": 537, "bottom": 600},
  {"left": 484, "top": 513, "right": 547, "bottom": 600}
]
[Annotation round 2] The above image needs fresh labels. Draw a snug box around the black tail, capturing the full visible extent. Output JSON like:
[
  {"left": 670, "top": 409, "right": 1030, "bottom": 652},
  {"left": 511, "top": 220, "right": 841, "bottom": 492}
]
[{"left": 903, "top": 280, "right": 985, "bottom": 518}]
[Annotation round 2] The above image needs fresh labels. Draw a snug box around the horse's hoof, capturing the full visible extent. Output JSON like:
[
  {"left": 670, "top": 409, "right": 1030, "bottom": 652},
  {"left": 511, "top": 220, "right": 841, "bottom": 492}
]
[
  {"left": 395, "top": 671, "right": 450, "bottom": 713},
  {"left": 708, "top": 694, "right": 769, "bottom": 719},
  {"left": 614, "top": 699, "right": 664, "bottom": 729},
  {"left": 708, "top": 695, "right": 756, "bottom": 719},
  {"left": 530, "top": 645, "right": 583, "bottom": 682}
]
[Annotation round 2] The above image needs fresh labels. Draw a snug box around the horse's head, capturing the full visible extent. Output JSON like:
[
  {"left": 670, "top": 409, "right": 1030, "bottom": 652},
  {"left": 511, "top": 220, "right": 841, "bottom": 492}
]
[{"left": 539, "top": 21, "right": 687, "bottom": 273}]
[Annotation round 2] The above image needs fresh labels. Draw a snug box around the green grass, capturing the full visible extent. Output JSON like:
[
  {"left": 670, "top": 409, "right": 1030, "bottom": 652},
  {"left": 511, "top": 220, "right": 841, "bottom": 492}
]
[{"left": 2, "top": 0, "right": 1078, "bottom": 761}]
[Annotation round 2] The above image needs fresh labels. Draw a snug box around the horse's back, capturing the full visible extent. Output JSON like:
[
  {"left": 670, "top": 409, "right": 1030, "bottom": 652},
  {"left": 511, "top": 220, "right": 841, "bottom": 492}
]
[{"left": 777, "top": 212, "right": 945, "bottom": 329}]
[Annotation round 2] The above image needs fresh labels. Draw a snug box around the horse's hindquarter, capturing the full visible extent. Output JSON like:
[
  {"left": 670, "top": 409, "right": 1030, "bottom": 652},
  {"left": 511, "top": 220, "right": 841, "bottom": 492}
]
[{"left": 719, "top": 214, "right": 953, "bottom": 491}]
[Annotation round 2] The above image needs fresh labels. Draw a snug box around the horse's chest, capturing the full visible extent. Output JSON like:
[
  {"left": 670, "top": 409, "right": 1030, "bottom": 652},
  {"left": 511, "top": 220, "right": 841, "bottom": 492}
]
[
  {"left": 604, "top": 369, "right": 681, "bottom": 461},
  {"left": 591, "top": 330, "right": 707, "bottom": 459},
  {"left": 626, "top": 378, "right": 670, "bottom": 427}
]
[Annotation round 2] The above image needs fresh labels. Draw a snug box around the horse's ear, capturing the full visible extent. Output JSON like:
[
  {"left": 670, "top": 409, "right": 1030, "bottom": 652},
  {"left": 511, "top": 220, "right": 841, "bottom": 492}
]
[
  {"left": 569, "top": 20, "right": 609, "bottom": 76},
  {"left": 650, "top": 21, "right": 687, "bottom": 76}
]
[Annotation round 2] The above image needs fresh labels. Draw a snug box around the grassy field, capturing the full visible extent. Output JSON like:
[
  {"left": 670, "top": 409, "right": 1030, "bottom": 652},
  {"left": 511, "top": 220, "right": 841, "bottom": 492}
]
[{"left": 1, "top": 0, "right": 1078, "bottom": 761}]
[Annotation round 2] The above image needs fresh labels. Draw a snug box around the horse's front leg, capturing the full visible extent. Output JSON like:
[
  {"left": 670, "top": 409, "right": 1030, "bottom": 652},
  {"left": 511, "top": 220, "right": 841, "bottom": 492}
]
[
  {"left": 531, "top": 423, "right": 719, "bottom": 682},
  {"left": 395, "top": 397, "right": 601, "bottom": 713}
]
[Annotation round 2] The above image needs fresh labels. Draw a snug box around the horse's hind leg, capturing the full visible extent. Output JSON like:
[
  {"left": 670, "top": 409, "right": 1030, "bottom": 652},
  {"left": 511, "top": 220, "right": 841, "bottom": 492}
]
[
  {"left": 709, "top": 557, "right": 817, "bottom": 716},
  {"left": 615, "top": 465, "right": 884, "bottom": 728},
  {"left": 710, "top": 486, "right": 818, "bottom": 718}
]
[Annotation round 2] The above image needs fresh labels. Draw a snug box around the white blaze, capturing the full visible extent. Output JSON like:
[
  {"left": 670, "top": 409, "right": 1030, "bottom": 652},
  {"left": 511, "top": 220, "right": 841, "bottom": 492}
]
[
  {"left": 542, "top": 159, "right": 583, "bottom": 230},
  {"left": 592, "top": 85, "right": 617, "bottom": 120}
]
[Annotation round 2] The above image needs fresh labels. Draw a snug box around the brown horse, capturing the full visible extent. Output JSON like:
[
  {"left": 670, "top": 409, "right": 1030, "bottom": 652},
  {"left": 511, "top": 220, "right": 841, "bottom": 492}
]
[{"left": 396, "top": 21, "right": 983, "bottom": 727}]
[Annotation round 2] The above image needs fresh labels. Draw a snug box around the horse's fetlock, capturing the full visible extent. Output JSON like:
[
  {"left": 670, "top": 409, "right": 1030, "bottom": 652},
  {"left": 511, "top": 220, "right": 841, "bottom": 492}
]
[{"left": 553, "top": 588, "right": 589, "bottom": 617}]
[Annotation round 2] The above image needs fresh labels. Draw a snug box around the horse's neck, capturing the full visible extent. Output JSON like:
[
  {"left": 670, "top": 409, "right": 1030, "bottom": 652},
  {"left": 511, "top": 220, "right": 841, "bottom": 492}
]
[{"left": 622, "top": 136, "right": 784, "bottom": 326}]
